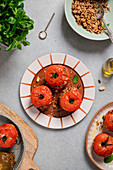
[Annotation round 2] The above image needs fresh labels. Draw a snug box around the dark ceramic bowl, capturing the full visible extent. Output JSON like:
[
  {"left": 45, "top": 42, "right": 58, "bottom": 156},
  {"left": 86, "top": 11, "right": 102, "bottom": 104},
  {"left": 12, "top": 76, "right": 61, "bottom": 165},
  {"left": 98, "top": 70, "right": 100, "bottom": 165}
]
[{"left": 0, "top": 113, "right": 25, "bottom": 170}]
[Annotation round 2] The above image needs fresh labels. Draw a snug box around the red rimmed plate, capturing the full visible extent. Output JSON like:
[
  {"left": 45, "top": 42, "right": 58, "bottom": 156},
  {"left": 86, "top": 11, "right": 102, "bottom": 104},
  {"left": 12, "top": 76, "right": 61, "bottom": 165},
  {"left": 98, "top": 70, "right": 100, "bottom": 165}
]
[
  {"left": 86, "top": 101, "right": 113, "bottom": 170},
  {"left": 20, "top": 53, "right": 95, "bottom": 129}
]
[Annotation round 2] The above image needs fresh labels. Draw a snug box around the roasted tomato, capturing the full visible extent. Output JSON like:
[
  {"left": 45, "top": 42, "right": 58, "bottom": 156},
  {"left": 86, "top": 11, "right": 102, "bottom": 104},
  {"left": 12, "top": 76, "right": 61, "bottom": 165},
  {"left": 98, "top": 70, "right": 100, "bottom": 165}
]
[
  {"left": 31, "top": 85, "right": 52, "bottom": 108},
  {"left": 0, "top": 124, "right": 18, "bottom": 148},
  {"left": 93, "top": 133, "right": 113, "bottom": 157},
  {"left": 103, "top": 110, "right": 113, "bottom": 132},
  {"left": 45, "top": 65, "right": 70, "bottom": 89},
  {"left": 60, "top": 90, "right": 82, "bottom": 112}
]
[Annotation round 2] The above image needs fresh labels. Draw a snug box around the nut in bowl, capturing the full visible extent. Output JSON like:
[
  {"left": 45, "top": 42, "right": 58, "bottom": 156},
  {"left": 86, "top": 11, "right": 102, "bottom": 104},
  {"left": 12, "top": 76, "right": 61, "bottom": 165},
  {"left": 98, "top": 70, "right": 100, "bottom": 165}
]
[
  {"left": 65, "top": 0, "right": 113, "bottom": 40},
  {"left": 20, "top": 53, "right": 95, "bottom": 129},
  {"left": 0, "top": 113, "right": 25, "bottom": 170}
]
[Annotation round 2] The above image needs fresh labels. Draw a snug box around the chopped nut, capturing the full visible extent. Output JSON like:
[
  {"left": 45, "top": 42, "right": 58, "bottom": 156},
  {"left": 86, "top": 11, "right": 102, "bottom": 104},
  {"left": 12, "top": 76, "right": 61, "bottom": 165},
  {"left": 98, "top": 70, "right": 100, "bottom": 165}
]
[
  {"left": 36, "top": 76, "right": 40, "bottom": 83},
  {"left": 96, "top": 119, "right": 100, "bottom": 126},
  {"left": 96, "top": 122, "right": 99, "bottom": 126},
  {"left": 53, "top": 104, "right": 57, "bottom": 109},
  {"left": 55, "top": 90, "right": 58, "bottom": 93},
  {"left": 96, "top": 119, "right": 100, "bottom": 123},
  {"left": 99, "top": 126, "right": 102, "bottom": 131},
  {"left": 81, "top": 18, "right": 86, "bottom": 23},
  {"left": 99, "top": 86, "right": 106, "bottom": 91},
  {"left": 71, "top": 0, "right": 110, "bottom": 34},
  {"left": 96, "top": 126, "right": 98, "bottom": 130}
]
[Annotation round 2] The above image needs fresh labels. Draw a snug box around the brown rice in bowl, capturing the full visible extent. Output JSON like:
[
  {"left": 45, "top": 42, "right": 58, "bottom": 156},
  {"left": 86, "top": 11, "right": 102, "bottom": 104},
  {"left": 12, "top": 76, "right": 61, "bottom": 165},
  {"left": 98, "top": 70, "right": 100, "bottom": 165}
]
[{"left": 72, "top": 0, "right": 110, "bottom": 34}]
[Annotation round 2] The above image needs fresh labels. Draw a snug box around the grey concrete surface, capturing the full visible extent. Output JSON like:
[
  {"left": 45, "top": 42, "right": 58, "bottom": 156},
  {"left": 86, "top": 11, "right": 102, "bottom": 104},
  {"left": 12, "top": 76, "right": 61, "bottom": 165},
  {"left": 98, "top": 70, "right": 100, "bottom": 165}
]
[{"left": 0, "top": 0, "right": 113, "bottom": 170}]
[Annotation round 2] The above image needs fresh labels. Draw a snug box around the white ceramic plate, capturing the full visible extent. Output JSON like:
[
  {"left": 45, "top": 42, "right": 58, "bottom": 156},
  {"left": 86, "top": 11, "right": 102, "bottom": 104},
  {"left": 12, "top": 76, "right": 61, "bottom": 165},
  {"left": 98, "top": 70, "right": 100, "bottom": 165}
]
[
  {"left": 20, "top": 53, "right": 95, "bottom": 129},
  {"left": 86, "top": 101, "right": 113, "bottom": 170}
]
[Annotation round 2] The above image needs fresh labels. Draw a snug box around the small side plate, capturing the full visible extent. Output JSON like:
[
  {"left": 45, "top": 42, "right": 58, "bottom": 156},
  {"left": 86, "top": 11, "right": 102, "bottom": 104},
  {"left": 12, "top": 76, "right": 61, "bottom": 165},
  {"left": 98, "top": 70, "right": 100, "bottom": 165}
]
[
  {"left": 86, "top": 101, "right": 113, "bottom": 170},
  {"left": 0, "top": 113, "right": 25, "bottom": 170}
]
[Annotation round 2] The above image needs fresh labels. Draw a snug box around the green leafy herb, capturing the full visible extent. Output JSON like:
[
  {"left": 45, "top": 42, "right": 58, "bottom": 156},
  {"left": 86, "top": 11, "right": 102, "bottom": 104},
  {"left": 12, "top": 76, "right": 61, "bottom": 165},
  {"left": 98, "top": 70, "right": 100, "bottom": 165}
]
[
  {"left": 102, "top": 24, "right": 105, "bottom": 28},
  {"left": 21, "top": 40, "right": 30, "bottom": 46},
  {"left": 5, "top": 39, "right": 15, "bottom": 51},
  {"left": 16, "top": 41, "right": 22, "bottom": 50},
  {"left": 1, "top": 136, "right": 7, "bottom": 143},
  {"left": 8, "top": 17, "right": 16, "bottom": 24},
  {"left": 101, "top": 137, "right": 113, "bottom": 148},
  {"left": 39, "top": 94, "right": 44, "bottom": 99},
  {"left": 101, "top": 137, "right": 109, "bottom": 147},
  {"left": 69, "top": 98, "right": 74, "bottom": 104},
  {"left": 73, "top": 75, "right": 79, "bottom": 84},
  {"left": 53, "top": 114, "right": 57, "bottom": 117},
  {"left": 0, "top": 0, "right": 34, "bottom": 51},
  {"left": 102, "top": 23, "right": 110, "bottom": 28},
  {"left": 77, "top": 84, "right": 81, "bottom": 89},
  {"left": 104, "top": 154, "right": 113, "bottom": 163},
  {"left": 3, "top": 124, "right": 6, "bottom": 127},
  {"left": 51, "top": 73, "right": 58, "bottom": 79}
]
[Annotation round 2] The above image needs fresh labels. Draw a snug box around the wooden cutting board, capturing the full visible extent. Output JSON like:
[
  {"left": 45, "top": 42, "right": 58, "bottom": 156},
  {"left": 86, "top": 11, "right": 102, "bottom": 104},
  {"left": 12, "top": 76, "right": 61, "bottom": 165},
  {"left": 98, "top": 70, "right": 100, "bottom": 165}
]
[{"left": 0, "top": 102, "right": 39, "bottom": 170}]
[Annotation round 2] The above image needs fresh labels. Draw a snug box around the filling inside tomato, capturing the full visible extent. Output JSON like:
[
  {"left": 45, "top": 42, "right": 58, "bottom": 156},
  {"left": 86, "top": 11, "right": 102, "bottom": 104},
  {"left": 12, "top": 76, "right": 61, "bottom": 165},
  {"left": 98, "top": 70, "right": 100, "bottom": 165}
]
[{"left": 31, "top": 64, "right": 84, "bottom": 117}]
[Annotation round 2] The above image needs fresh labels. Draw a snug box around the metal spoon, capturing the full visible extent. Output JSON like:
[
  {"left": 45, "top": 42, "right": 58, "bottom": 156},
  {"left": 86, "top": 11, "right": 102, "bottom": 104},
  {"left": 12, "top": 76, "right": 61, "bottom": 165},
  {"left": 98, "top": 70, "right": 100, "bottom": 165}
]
[
  {"left": 97, "top": 3, "right": 113, "bottom": 43},
  {"left": 39, "top": 13, "right": 55, "bottom": 40}
]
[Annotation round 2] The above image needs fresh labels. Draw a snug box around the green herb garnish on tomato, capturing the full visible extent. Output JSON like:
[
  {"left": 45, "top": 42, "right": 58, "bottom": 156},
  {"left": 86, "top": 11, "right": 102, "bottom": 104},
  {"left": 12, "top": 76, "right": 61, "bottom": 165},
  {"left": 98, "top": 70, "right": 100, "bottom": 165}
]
[{"left": 73, "top": 75, "right": 79, "bottom": 84}]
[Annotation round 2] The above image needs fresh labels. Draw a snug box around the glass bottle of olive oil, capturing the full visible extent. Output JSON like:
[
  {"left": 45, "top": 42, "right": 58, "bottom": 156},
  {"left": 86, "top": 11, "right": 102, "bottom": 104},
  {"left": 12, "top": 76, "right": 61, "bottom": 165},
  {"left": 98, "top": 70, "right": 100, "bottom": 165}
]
[{"left": 102, "top": 58, "right": 113, "bottom": 76}]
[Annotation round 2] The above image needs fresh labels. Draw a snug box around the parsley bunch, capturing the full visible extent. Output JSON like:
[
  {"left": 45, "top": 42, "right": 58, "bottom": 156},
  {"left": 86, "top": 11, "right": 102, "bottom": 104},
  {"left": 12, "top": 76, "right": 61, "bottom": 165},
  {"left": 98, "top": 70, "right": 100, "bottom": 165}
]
[{"left": 0, "top": 0, "right": 34, "bottom": 51}]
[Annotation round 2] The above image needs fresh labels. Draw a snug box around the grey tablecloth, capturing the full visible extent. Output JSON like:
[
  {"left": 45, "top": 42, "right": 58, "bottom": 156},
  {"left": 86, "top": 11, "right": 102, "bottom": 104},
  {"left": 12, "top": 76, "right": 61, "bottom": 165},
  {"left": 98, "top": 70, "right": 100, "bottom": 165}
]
[{"left": 0, "top": 0, "right": 113, "bottom": 169}]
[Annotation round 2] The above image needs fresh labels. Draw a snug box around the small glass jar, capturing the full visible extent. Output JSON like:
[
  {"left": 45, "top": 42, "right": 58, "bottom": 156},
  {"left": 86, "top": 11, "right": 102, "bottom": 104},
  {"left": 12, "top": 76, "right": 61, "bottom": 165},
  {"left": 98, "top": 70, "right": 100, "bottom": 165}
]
[{"left": 102, "top": 58, "right": 113, "bottom": 76}]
